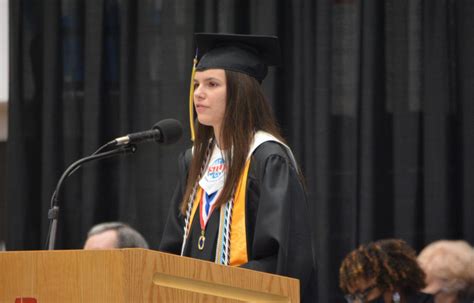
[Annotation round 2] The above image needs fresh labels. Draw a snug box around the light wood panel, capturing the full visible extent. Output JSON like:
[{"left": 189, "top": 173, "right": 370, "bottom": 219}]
[{"left": 0, "top": 249, "right": 299, "bottom": 303}]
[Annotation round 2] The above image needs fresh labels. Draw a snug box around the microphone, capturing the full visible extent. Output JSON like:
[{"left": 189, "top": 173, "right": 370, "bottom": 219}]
[
  {"left": 45, "top": 118, "right": 182, "bottom": 250},
  {"left": 113, "top": 119, "right": 183, "bottom": 146}
]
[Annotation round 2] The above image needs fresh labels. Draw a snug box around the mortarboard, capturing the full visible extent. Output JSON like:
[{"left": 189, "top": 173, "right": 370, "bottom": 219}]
[
  {"left": 188, "top": 33, "right": 281, "bottom": 141},
  {"left": 194, "top": 33, "right": 281, "bottom": 82}
]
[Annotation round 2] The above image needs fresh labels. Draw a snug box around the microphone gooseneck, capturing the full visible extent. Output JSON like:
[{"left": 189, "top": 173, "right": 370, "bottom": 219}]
[
  {"left": 46, "top": 145, "right": 136, "bottom": 250},
  {"left": 45, "top": 118, "right": 182, "bottom": 250}
]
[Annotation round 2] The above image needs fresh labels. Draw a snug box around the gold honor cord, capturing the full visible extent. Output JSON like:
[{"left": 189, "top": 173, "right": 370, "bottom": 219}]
[{"left": 188, "top": 56, "right": 198, "bottom": 142}]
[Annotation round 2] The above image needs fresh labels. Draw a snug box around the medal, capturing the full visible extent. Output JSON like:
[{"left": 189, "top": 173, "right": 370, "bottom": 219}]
[{"left": 198, "top": 230, "right": 206, "bottom": 250}]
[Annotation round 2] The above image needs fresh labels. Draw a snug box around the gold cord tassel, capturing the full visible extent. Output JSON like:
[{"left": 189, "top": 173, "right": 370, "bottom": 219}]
[{"left": 188, "top": 56, "right": 198, "bottom": 142}]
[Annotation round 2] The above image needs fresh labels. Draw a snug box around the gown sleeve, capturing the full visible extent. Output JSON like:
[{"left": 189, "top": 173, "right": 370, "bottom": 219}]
[
  {"left": 240, "top": 142, "right": 316, "bottom": 301},
  {"left": 158, "top": 149, "right": 191, "bottom": 254}
]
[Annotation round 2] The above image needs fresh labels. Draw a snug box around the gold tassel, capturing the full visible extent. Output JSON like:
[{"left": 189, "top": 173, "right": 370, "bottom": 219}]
[{"left": 188, "top": 56, "right": 198, "bottom": 142}]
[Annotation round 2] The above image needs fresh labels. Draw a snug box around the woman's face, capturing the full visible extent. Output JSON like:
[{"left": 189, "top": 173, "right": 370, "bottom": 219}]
[
  {"left": 193, "top": 69, "right": 227, "bottom": 132},
  {"left": 345, "top": 278, "right": 383, "bottom": 302}
]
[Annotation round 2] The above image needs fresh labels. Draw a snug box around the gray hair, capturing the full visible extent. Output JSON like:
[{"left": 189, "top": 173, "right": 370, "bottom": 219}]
[
  {"left": 418, "top": 240, "right": 474, "bottom": 294},
  {"left": 87, "top": 222, "right": 149, "bottom": 249}
]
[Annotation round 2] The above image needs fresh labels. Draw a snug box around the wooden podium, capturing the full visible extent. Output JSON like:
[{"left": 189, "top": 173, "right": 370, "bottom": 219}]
[{"left": 0, "top": 249, "right": 299, "bottom": 302}]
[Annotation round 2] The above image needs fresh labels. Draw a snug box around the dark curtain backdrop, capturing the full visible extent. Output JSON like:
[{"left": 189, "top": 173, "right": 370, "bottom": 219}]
[{"left": 7, "top": 0, "right": 474, "bottom": 301}]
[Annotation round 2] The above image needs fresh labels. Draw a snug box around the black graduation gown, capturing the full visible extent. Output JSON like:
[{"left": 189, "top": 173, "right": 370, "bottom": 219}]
[
  {"left": 403, "top": 292, "right": 434, "bottom": 303},
  {"left": 159, "top": 141, "right": 316, "bottom": 302}
]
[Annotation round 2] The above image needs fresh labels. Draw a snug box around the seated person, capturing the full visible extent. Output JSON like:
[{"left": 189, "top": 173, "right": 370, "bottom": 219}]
[
  {"left": 339, "top": 238, "right": 434, "bottom": 303},
  {"left": 417, "top": 240, "right": 474, "bottom": 303},
  {"left": 83, "top": 221, "right": 148, "bottom": 249}
]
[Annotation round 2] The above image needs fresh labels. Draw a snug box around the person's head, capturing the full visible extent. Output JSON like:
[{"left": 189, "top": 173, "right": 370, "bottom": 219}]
[
  {"left": 417, "top": 240, "right": 474, "bottom": 302},
  {"left": 339, "top": 239, "right": 427, "bottom": 303},
  {"left": 191, "top": 33, "right": 282, "bottom": 146},
  {"left": 83, "top": 222, "right": 149, "bottom": 250},
  {"left": 181, "top": 33, "right": 284, "bottom": 213}
]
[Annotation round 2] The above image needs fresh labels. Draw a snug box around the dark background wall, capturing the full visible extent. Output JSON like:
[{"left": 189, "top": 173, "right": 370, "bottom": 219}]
[{"left": 6, "top": 1, "right": 474, "bottom": 301}]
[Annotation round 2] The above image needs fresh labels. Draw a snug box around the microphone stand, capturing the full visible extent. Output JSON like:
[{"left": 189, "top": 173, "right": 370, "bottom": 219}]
[{"left": 46, "top": 144, "right": 136, "bottom": 250}]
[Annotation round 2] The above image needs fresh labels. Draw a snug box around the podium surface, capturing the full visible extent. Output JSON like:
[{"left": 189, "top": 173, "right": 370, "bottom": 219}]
[{"left": 0, "top": 249, "right": 299, "bottom": 302}]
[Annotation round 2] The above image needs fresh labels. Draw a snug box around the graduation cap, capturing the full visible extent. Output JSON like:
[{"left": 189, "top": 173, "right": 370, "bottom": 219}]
[
  {"left": 188, "top": 33, "right": 281, "bottom": 141},
  {"left": 194, "top": 33, "right": 281, "bottom": 82}
]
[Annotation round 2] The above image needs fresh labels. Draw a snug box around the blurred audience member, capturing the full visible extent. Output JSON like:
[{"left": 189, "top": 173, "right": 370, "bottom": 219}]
[
  {"left": 339, "top": 238, "right": 433, "bottom": 303},
  {"left": 418, "top": 240, "right": 474, "bottom": 303},
  {"left": 83, "top": 222, "right": 149, "bottom": 249}
]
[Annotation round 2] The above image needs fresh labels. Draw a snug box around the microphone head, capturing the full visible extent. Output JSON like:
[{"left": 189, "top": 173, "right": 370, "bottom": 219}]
[{"left": 152, "top": 119, "right": 183, "bottom": 145}]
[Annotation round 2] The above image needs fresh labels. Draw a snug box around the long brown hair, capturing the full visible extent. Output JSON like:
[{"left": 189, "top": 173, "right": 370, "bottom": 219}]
[{"left": 180, "top": 70, "right": 283, "bottom": 214}]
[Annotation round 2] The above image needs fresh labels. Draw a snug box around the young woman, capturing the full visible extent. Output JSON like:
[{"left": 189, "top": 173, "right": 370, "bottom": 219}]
[
  {"left": 339, "top": 239, "right": 434, "bottom": 303},
  {"left": 159, "top": 33, "right": 315, "bottom": 301}
]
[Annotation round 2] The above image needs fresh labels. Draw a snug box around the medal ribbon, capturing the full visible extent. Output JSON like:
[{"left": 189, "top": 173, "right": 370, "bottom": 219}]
[{"left": 198, "top": 190, "right": 218, "bottom": 250}]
